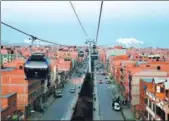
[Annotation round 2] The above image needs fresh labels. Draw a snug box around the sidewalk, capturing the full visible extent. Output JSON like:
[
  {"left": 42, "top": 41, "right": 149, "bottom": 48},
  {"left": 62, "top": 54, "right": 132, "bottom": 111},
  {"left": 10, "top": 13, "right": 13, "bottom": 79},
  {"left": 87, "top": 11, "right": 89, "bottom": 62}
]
[
  {"left": 111, "top": 79, "right": 135, "bottom": 120},
  {"left": 28, "top": 91, "right": 58, "bottom": 120}
]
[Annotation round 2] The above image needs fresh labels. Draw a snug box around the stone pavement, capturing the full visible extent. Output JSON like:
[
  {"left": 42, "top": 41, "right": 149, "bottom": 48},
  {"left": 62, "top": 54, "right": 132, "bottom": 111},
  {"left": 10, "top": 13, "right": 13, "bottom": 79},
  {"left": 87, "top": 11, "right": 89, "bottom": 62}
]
[{"left": 111, "top": 78, "right": 135, "bottom": 121}]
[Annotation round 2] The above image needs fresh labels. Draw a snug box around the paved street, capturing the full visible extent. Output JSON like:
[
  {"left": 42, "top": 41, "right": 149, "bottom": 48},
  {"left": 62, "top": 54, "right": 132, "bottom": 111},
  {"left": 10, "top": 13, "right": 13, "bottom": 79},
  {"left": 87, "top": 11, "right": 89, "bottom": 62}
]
[
  {"left": 41, "top": 63, "right": 87, "bottom": 120},
  {"left": 95, "top": 65, "right": 124, "bottom": 120}
]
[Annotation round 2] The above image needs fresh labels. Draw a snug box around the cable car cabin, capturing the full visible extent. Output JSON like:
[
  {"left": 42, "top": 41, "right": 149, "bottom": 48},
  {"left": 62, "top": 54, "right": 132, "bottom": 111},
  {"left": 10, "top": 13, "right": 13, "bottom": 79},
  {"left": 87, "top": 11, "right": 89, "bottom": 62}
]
[
  {"left": 93, "top": 44, "right": 96, "bottom": 49},
  {"left": 78, "top": 51, "right": 84, "bottom": 57},
  {"left": 24, "top": 53, "right": 51, "bottom": 80},
  {"left": 91, "top": 52, "right": 98, "bottom": 60}
]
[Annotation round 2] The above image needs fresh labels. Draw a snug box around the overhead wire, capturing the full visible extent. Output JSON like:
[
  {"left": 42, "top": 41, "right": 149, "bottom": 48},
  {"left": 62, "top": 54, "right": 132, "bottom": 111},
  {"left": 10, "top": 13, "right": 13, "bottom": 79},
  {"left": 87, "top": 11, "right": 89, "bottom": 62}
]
[
  {"left": 1, "top": 21, "right": 64, "bottom": 46},
  {"left": 69, "top": 1, "right": 89, "bottom": 39},
  {"left": 95, "top": 1, "right": 104, "bottom": 44}
]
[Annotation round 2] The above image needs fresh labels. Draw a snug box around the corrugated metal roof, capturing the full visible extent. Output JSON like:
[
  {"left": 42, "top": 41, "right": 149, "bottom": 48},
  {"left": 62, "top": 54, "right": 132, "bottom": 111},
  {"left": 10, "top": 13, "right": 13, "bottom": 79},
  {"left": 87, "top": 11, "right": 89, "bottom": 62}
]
[
  {"left": 164, "top": 81, "right": 169, "bottom": 89},
  {"left": 136, "top": 60, "right": 147, "bottom": 65},
  {"left": 1, "top": 67, "right": 16, "bottom": 71},
  {"left": 0, "top": 92, "right": 16, "bottom": 98},
  {"left": 148, "top": 54, "right": 161, "bottom": 57},
  {"left": 154, "top": 77, "right": 169, "bottom": 84}
]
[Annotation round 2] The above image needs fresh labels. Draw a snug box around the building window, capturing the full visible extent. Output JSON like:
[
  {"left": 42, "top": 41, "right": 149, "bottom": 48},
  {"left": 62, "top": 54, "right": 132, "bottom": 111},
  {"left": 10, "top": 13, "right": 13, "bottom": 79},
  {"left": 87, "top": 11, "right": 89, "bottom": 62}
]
[
  {"left": 149, "top": 113, "right": 152, "bottom": 121},
  {"left": 160, "top": 87, "right": 164, "bottom": 93},
  {"left": 19, "top": 66, "right": 23, "bottom": 69},
  {"left": 144, "top": 98, "right": 148, "bottom": 105},
  {"left": 166, "top": 90, "right": 169, "bottom": 98},
  {"left": 13, "top": 101, "right": 16, "bottom": 106},
  {"left": 149, "top": 101, "right": 152, "bottom": 108},
  {"left": 161, "top": 110, "right": 165, "bottom": 121},
  {"left": 156, "top": 105, "right": 161, "bottom": 116},
  {"left": 153, "top": 103, "right": 156, "bottom": 112},
  {"left": 144, "top": 111, "right": 148, "bottom": 118}
]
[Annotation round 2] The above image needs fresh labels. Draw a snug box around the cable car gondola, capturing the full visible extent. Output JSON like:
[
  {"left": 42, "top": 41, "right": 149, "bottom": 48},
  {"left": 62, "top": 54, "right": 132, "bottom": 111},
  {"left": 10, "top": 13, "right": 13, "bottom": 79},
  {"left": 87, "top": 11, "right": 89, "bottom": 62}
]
[
  {"left": 91, "top": 51, "right": 98, "bottom": 60},
  {"left": 93, "top": 44, "right": 96, "bottom": 49},
  {"left": 78, "top": 51, "right": 84, "bottom": 57},
  {"left": 24, "top": 53, "right": 51, "bottom": 80}
]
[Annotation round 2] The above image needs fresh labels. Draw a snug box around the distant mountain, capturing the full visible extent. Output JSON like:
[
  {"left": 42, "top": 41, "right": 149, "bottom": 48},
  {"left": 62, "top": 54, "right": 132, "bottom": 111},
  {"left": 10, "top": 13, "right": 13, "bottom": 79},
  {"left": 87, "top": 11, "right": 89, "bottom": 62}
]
[
  {"left": 1, "top": 41, "right": 51, "bottom": 47},
  {"left": 1, "top": 41, "right": 26, "bottom": 46}
]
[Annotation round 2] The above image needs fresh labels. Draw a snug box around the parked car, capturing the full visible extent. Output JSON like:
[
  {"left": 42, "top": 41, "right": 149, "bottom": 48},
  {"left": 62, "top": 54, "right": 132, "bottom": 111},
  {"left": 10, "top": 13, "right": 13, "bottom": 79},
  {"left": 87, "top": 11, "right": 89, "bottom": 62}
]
[
  {"left": 112, "top": 100, "right": 121, "bottom": 111},
  {"left": 101, "top": 72, "right": 106, "bottom": 76},
  {"left": 70, "top": 88, "right": 75, "bottom": 93},
  {"left": 54, "top": 90, "right": 62, "bottom": 98},
  {"left": 113, "top": 102, "right": 121, "bottom": 111}
]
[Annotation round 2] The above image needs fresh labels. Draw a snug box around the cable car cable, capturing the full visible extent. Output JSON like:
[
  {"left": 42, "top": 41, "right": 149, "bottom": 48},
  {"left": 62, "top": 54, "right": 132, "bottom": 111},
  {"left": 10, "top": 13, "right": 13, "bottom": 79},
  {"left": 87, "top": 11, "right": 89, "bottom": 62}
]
[
  {"left": 69, "top": 1, "right": 89, "bottom": 39},
  {"left": 1, "top": 21, "right": 64, "bottom": 46},
  {"left": 95, "top": 1, "right": 104, "bottom": 45},
  {"left": 1, "top": 21, "right": 33, "bottom": 37}
]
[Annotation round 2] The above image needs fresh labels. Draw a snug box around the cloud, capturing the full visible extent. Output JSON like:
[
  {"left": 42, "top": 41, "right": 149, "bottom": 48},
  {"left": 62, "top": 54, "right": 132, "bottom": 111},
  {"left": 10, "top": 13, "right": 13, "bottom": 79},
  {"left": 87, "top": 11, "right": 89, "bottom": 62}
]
[
  {"left": 2, "top": 1, "right": 169, "bottom": 23},
  {"left": 24, "top": 39, "right": 31, "bottom": 44},
  {"left": 24, "top": 39, "right": 48, "bottom": 46},
  {"left": 116, "top": 37, "right": 144, "bottom": 47}
]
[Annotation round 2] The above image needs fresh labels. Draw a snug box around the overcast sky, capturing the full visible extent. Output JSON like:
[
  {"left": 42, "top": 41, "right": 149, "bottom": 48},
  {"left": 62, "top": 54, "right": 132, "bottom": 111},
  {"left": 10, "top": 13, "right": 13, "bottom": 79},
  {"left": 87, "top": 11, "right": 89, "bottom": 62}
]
[{"left": 1, "top": 1, "right": 169, "bottom": 47}]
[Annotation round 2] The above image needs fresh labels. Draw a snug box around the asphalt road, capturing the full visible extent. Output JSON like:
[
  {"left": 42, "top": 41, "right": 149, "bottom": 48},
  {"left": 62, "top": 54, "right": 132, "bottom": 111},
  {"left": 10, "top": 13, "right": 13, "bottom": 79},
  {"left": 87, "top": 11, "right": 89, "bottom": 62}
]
[
  {"left": 95, "top": 68, "right": 124, "bottom": 120},
  {"left": 41, "top": 63, "right": 87, "bottom": 120}
]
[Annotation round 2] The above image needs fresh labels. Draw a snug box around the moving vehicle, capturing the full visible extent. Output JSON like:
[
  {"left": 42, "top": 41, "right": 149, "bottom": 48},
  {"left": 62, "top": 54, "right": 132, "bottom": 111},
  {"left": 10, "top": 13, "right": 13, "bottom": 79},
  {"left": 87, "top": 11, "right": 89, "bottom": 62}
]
[
  {"left": 99, "top": 80, "right": 103, "bottom": 84},
  {"left": 70, "top": 88, "right": 75, "bottom": 93},
  {"left": 24, "top": 53, "right": 51, "bottom": 80},
  {"left": 101, "top": 72, "right": 106, "bottom": 75}
]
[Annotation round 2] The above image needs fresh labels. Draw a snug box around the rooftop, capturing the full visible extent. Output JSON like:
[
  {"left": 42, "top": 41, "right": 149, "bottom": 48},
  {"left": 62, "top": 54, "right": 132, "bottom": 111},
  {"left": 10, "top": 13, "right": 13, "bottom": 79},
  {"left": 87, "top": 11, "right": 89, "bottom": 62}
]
[
  {"left": 1, "top": 67, "right": 16, "bottom": 72},
  {"left": 134, "top": 69, "right": 168, "bottom": 76},
  {"left": 136, "top": 60, "right": 148, "bottom": 66},
  {"left": 0, "top": 92, "right": 16, "bottom": 98},
  {"left": 153, "top": 77, "right": 169, "bottom": 84},
  {"left": 141, "top": 78, "right": 153, "bottom": 83},
  {"left": 164, "top": 81, "right": 169, "bottom": 89}
]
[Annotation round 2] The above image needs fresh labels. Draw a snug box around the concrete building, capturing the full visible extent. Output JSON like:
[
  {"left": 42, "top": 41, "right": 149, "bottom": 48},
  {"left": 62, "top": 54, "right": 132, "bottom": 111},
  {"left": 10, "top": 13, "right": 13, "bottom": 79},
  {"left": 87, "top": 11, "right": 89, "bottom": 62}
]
[
  {"left": 129, "top": 70, "right": 168, "bottom": 117},
  {"left": 144, "top": 78, "right": 169, "bottom": 120}
]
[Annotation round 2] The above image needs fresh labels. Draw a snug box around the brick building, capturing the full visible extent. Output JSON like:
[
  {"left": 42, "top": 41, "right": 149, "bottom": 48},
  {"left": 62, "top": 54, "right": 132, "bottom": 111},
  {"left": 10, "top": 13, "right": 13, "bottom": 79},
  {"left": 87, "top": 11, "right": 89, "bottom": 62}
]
[
  {"left": 0, "top": 93, "right": 17, "bottom": 120},
  {"left": 1, "top": 59, "right": 45, "bottom": 118}
]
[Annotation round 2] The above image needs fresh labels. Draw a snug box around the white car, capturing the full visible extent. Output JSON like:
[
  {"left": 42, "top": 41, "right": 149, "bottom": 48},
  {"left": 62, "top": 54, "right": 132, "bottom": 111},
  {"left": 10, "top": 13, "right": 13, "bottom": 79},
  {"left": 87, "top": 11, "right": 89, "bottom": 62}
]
[
  {"left": 113, "top": 102, "right": 121, "bottom": 111},
  {"left": 70, "top": 88, "right": 75, "bottom": 93}
]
